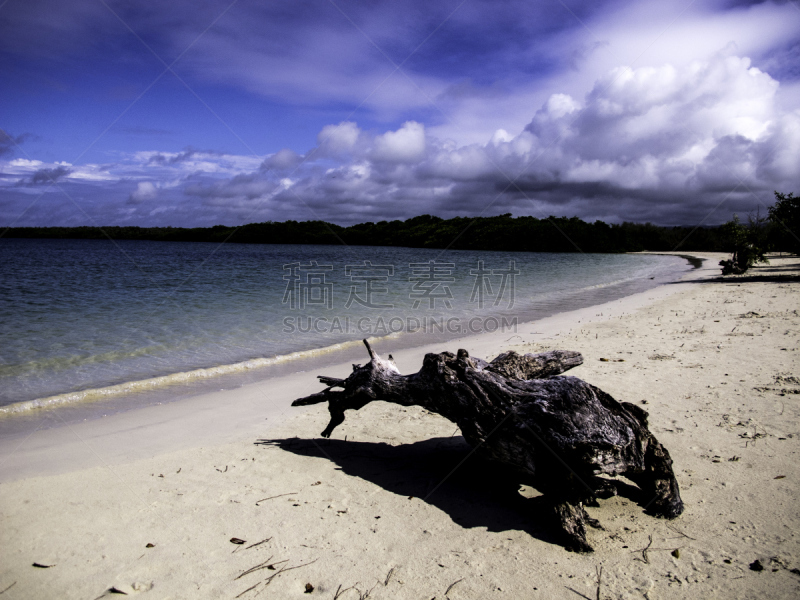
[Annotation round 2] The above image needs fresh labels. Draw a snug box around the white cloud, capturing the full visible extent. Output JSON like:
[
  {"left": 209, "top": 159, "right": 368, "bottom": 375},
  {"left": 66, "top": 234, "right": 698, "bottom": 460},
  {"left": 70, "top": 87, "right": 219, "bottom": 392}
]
[
  {"left": 66, "top": 164, "right": 115, "bottom": 182},
  {"left": 262, "top": 148, "right": 303, "bottom": 170},
  {"left": 4, "top": 48, "right": 798, "bottom": 228},
  {"left": 580, "top": 0, "right": 800, "bottom": 76},
  {"left": 429, "top": 0, "right": 800, "bottom": 147},
  {"left": 287, "top": 52, "right": 798, "bottom": 223},
  {"left": 317, "top": 121, "right": 361, "bottom": 156},
  {"left": 372, "top": 121, "right": 426, "bottom": 163},
  {"left": 6, "top": 158, "right": 43, "bottom": 172},
  {"left": 157, "top": 51, "right": 799, "bottom": 226},
  {"left": 128, "top": 181, "right": 158, "bottom": 204}
]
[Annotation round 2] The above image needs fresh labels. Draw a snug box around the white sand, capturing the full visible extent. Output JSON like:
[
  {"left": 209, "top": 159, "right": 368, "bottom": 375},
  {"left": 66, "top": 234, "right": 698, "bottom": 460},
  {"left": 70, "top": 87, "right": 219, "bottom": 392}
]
[{"left": 1, "top": 253, "right": 798, "bottom": 599}]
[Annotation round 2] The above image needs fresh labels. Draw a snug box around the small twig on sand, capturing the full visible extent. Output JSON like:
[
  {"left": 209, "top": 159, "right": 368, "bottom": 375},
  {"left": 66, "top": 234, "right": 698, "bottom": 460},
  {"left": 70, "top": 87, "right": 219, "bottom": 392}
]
[
  {"left": 255, "top": 492, "right": 297, "bottom": 505},
  {"left": 666, "top": 524, "right": 696, "bottom": 541},
  {"left": 595, "top": 566, "right": 602, "bottom": 600},
  {"left": 266, "top": 559, "right": 290, "bottom": 571},
  {"left": 239, "top": 560, "right": 318, "bottom": 598},
  {"left": 445, "top": 578, "right": 464, "bottom": 596},
  {"left": 566, "top": 566, "right": 603, "bottom": 600},
  {"left": 566, "top": 586, "right": 593, "bottom": 600},
  {"left": 235, "top": 581, "right": 261, "bottom": 598},
  {"left": 633, "top": 535, "right": 654, "bottom": 564},
  {"left": 333, "top": 583, "right": 357, "bottom": 599},
  {"left": 260, "top": 564, "right": 289, "bottom": 592},
  {"left": 279, "top": 559, "right": 317, "bottom": 574},
  {"left": 355, "top": 582, "right": 378, "bottom": 599},
  {"left": 235, "top": 557, "right": 274, "bottom": 580},
  {"left": 246, "top": 537, "right": 272, "bottom": 550},
  {"left": 384, "top": 567, "right": 395, "bottom": 586},
  {"left": 0, "top": 582, "right": 16, "bottom": 595},
  {"left": 263, "top": 559, "right": 317, "bottom": 587}
]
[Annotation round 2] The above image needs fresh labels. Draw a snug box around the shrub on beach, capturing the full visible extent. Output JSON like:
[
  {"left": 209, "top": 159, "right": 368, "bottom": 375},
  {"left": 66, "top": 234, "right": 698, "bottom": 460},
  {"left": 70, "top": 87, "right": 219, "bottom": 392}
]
[
  {"left": 768, "top": 191, "right": 800, "bottom": 255},
  {"left": 719, "top": 189, "right": 798, "bottom": 275},
  {"left": 719, "top": 212, "right": 769, "bottom": 275}
]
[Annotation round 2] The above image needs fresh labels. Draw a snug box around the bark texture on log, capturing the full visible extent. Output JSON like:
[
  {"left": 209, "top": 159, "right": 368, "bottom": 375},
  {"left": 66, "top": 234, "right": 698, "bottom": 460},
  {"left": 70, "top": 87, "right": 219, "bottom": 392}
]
[{"left": 291, "top": 340, "right": 683, "bottom": 552}]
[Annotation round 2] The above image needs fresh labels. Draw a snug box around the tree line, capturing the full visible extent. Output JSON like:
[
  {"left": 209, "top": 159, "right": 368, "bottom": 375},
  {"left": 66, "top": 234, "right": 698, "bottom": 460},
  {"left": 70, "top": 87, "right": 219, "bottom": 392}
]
[
  {"left": 3, "top": 196, "right": 796, "bottom": 256},
  {"left": 0, "top": 216, "right": 729, "bottom": 252}
]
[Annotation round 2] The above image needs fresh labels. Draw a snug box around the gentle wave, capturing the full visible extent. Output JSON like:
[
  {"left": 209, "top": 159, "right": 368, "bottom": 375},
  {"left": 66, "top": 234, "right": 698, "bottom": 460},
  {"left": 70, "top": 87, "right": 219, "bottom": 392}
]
[
  {"left": 580, "top": 273, "right": 644, "bottom": 290},
  {"left": 0, "top": 343, "right": 171, "bottom": 378},
  {"left": 0, "top": 264, "right": 678, "bottom": 418},
  {"left": 0, "top": 335, "right": 396, "bottom": 418}
]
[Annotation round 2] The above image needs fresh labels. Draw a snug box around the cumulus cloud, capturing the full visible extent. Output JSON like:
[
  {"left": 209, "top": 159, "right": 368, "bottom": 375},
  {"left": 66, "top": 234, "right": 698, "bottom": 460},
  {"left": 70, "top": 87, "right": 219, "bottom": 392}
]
[
  {"left": 514, "top": 56, "right": 780, "bottom": 186},
  {"left": 261, "top": 148, "right": 303, "bottom": 171},
  {"left": 317, "top": 122, "right": 362, "bottom": 157},
  {"left": 4, "top": 51, "right": 798, "bottom": 228},
  {"left": 128, "top": 181, "right": 158, "bottom": 204},
  {"left": 179, "top": 53, "right": 799, "bottom": 226},
  {"left": 372, "top": 121, "right": 426, "bottom": 163}
]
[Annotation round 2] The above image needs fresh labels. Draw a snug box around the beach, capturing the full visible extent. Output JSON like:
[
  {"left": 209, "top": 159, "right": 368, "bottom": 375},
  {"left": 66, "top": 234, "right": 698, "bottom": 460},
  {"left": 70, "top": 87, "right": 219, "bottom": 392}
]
[{"left": 1, "top": 252, "right": 798, "bottom": 599}]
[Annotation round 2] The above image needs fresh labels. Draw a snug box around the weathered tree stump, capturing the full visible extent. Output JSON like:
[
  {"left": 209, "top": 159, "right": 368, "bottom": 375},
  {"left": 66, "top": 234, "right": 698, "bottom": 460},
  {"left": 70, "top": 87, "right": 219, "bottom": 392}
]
[{"left": 291, "top": 340, "right": 684, "bottom": 552}]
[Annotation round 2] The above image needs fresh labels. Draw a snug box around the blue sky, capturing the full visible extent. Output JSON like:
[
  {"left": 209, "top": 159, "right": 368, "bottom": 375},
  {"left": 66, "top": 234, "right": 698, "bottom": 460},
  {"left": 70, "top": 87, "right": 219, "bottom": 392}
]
[{"left": 1, "top": 0, "right": 799, "bottom": 228}]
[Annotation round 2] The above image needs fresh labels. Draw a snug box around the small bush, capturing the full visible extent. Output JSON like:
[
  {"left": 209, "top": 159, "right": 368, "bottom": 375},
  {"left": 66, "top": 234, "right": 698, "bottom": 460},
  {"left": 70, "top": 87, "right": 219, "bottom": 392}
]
[{"left": 719, "top": 212, "right": 769, "bottom": 275}]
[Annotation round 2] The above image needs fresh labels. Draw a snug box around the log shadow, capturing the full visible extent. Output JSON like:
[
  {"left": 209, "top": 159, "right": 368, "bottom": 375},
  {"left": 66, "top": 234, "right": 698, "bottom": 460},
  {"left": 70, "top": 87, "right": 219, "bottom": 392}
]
[
  {"left": 675, "top": 258, "right": 800, "bottom": 284},
  {"left": 256, "top": 435, "right": 643, "bottom": 549},
  {"left": 673, "top": 273, "right": 800, "bottom": 284}
]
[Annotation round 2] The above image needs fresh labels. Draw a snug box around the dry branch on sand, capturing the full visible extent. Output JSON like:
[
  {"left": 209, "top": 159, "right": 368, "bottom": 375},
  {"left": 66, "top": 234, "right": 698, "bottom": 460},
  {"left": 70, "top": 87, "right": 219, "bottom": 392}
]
[{"left": 291, "top": 340, "right": 684, "bottom": 552}]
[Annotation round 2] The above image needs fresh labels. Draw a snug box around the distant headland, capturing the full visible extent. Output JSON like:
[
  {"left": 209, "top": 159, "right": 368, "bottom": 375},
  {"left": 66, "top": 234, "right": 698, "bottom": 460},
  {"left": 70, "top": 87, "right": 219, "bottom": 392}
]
[{"left": 1, "top": 214, "right": 731, "bottom": 253}]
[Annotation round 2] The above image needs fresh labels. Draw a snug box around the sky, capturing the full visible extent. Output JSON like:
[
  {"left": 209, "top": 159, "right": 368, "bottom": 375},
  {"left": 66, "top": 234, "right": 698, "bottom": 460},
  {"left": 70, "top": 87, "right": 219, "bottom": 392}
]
[{"left": 1, "top": 0, "right": 799, "bottom": 228}]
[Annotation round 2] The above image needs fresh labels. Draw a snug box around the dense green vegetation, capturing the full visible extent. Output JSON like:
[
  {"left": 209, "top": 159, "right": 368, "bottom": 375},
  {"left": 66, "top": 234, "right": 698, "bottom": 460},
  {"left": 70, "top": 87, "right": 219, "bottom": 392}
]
[
  {"left": 768, "top": 191, "right": 800, "bottom": 255},
  {"left": 718, "top": 191, "right": 800, "bottom": 274},
  {"left": 1, "top": 215, "right": 731, "bottom": 252},
  {"left": 3, "top": 196, "right": 796, "bottom": 255}
]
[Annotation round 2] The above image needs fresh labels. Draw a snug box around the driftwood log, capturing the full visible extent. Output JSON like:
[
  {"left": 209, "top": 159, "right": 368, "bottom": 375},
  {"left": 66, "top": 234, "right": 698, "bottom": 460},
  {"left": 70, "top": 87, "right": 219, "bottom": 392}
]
[{"left": 291, "top": 340, "right": 684, "bottom": 552}]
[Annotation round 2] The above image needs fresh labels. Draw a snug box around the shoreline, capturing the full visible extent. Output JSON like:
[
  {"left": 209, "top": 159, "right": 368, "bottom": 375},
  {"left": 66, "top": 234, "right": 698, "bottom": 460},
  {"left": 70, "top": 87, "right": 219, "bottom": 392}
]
[
  {"left": 0, "top": 252, "right": 692, "bottom": 424},
  {"left": 2, "top": 252, "right": 799, "bottom": 599},
  {"left": 0, "top": 254, "right": 706, "bottom": 481}
]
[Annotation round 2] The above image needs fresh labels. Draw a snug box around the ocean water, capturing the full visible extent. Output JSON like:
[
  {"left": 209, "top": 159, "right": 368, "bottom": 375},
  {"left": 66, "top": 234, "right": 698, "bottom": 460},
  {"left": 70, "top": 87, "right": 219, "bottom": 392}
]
[{"left": 0, "top": 238, "right": 690, "bottom": 416}]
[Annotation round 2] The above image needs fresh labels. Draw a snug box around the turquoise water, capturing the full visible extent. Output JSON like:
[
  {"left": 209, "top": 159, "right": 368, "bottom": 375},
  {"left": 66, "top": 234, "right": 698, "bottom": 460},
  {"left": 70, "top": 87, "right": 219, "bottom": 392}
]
[{"left": 0, "top": 238, "right": 689, "bottom": 413}]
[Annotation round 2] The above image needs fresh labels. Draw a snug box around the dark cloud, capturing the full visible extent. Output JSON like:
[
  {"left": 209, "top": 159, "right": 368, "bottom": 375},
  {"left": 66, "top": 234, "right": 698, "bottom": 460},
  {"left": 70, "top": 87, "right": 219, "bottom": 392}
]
[
  {"left": 0, "top": 130, "right": 31, "bottom": 157},
  {"left": 147, "top": 148, "right": 222, "bottom": 165},
  {"left": 758, "top": 39, "right": 800, "bottom": 80},
  {"left": 185, "top": 173, "right": 279, "bottom": 200},
  {"left": 173, "top": 53, "right": 799, "bottom": 227},
  {"left": 0, "top": 0, "right": 113, "bottom": 60},
  {"left": 0, "top": 0, "right": 614, "bottom": 119},
  {"left": 26, "top": 166, "right": 72, "bottom": 186},
  {"left": 261, "top": 149, "right": 303, "bottom": 171},
  {"left": 2, "top": 1, "right": 799, "bottom": 228}
]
